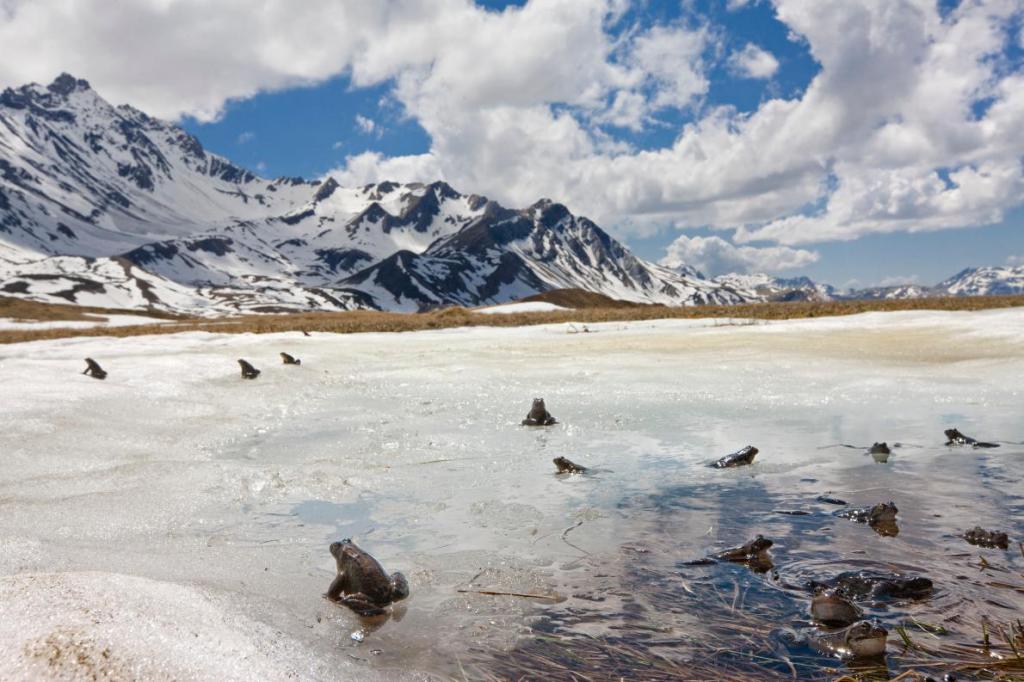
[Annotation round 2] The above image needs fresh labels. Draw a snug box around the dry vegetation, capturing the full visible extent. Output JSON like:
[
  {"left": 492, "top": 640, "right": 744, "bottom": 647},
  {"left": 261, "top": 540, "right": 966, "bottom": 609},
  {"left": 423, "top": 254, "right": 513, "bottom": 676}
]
[
  {"left": 0, "top": 295, "right": 181, "bottom": 324},
  {"left": 2, "top": 292, "right": 1024, "bottom": 345}
]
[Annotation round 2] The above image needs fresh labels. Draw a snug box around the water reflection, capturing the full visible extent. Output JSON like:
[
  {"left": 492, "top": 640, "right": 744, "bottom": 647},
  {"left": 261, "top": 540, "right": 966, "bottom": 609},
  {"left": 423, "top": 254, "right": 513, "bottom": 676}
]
[{"left": 470, "top": 441, "right": 1024, "bottom": 680}]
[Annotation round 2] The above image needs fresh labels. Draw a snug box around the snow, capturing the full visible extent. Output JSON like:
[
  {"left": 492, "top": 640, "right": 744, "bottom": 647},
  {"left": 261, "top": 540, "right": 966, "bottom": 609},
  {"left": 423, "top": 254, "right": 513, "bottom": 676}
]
[
  {"left": 474, "top": 301, "right": 570, "bottom": 314},
  {"left": 1, "top": 309, "right": 1022, "bottom": 679},
  {"left": 0, "top": 572, "right": 353, "bottom": 681},
  {"left": 0, "top": 314, "right": 171, "bottom": 331}
]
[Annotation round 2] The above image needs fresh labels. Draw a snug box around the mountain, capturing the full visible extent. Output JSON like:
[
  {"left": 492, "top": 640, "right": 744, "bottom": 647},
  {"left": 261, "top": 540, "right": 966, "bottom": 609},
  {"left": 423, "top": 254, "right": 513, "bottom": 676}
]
[
  {"left": 1, "top": 74, "right": 1019, "bottom": 316},
  {"left": 711, "top": 273, "right": 837, "bottom": 302},
  {"left": 846, "top": 267, "right": 1024, "bottom": 301},
  {"left": 848, "top": 283, "right": 932, "bottom": 301},
  {"left": 933, "top": 266, "right": 1024, "bottom": 297},
  {"left": 0, "top": 74, "right": 752, "bottom": 314}
]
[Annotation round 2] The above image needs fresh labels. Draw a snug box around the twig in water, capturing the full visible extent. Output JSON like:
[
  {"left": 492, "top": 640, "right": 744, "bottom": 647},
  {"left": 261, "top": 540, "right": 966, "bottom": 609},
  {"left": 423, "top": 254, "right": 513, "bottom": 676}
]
[
  {"left": 457, "top": 589, "right": 559, "bottom": 601},
  {"left": 561, "top": 520, "right": 591, "bottom": 556}
]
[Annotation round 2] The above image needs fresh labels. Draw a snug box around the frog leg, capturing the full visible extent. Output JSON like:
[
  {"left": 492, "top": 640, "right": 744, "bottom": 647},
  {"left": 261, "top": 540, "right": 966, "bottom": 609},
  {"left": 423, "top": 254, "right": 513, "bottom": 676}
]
[
  {"left": 338, "top": 594, "right": 388, "bottom": 617},
  {"left": 325, "top": 572, "right": 349, "bottom": 601}
]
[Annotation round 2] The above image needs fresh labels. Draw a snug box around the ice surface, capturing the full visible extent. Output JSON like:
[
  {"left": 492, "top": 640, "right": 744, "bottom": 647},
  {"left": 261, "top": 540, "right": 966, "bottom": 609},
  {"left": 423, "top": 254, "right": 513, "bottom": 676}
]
[{"left": 0, "top": 309, "right": 1022, "bottom": 679}]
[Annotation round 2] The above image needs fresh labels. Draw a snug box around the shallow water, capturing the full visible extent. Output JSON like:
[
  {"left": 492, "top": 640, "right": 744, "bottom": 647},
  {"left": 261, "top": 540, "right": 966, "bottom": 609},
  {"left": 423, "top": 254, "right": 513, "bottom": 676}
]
[{"left": 0, "top": 311, "right": 1022, "bottom": 680}]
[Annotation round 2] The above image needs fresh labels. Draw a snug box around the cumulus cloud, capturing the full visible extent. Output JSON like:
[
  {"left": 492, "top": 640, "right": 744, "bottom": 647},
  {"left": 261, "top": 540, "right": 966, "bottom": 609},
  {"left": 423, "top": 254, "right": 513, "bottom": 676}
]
[
  {"left": 236, "top": 131, "right": 255, "bottom": 144},
  {"left": 659, "top": 235, "right": 819, "bottom": 276},
  {"left": 727, "top": 43, "right": 779, "bottom": 79},
  {"left": 2, "top": 0, "right": 1022, "bottom": 256}
]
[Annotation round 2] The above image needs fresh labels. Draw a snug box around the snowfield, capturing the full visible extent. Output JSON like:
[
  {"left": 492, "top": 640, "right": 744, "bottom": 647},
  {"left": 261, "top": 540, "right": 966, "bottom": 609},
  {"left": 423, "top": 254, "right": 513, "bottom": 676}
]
[
  {"left": 473, "top": 301, "right": 570, "bottom": 314},
  {"left": 0, "top": 313, "right": 170, "bottom": 331},
  {"left": 1, "top": 309, "right": 1022, "bottom": 680}
]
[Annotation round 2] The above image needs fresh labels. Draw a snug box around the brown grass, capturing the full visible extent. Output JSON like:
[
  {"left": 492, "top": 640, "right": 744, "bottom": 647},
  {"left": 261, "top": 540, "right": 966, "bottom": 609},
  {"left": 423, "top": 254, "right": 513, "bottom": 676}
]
[
  {"left": 2, "top": 294, "right": 1023, "bottom": 345},
  {"left": 520, "top": 287, "right": 653, "bottom": 308},
  {"left": 0, "top": 295, "right": 183, "bottom": 324}
]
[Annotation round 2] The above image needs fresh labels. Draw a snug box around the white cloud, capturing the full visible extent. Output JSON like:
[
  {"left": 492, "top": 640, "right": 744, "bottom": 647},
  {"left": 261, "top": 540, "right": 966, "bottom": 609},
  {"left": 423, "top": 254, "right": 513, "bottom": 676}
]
[
  {"left": 726, "top": 0, "right": 755, "bottom": 10},
  {"left": 727, "top": 43, "right": 779, "bottom": 79},
  {"left": 354, "top": 114, "right": 377, "bottom": 135},
  {"left": 333, "top": 151, "right": 444, "bottom": 187},
  {"left": 659, "top": 234, "right": 819, "bottom": 276},
  {"left": 236, "top": 131, "right": 255, "bottom": 144},
  {"left": 1007, "top": 255, "right": 1024, "bottom": 266},
  {"left": 1, "top": 0, "right": 1022, "bottom": 254},
  {"left": 628, "top": 24, "right": 711, "bottom": 110}
]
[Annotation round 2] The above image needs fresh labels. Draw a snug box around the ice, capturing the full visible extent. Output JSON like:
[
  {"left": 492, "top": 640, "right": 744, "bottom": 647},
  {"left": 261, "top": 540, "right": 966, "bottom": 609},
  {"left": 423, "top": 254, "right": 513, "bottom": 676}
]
[{"left": 0, "top": 309, "right": 1022, "bottom": 679}]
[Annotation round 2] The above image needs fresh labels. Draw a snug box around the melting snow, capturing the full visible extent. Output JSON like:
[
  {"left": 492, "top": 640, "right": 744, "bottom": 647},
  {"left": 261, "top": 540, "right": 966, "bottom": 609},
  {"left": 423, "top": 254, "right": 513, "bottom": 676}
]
[{"left": 0, "top": 308, "right": 1022, "bottom": 679}]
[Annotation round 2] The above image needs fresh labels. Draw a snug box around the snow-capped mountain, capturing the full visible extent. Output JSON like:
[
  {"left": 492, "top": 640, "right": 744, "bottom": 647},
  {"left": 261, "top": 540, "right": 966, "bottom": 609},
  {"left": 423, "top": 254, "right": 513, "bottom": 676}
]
[
  {"left": 1, "top": 74, "right": 1020, "bottom": 316},
  {"left": 846, "top": 267, "right": 1024, "bottom": 301},
  {"left": 0, "top": 74, "right": 751, "bottom": 314},
  {"left": 933, "top": 266, "right": 1024, "bottom": 297},
  {"left": 711, "top": 273, "right": 837, "bottom": 302},
  {"left": 849, "top": 284, "right": 932, "bottom": 301}
]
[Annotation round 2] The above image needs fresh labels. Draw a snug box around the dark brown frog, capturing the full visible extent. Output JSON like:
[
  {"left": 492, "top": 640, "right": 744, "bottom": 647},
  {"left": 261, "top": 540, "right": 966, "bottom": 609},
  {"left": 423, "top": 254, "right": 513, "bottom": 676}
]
[
  {"left": 810, "top": 589, "right": 862, "bottom": 626},
  {"left": 82, "top": 358, "right": 107, "bottom": 380},
  {"left": 833, "top": 502, "right": 897, "bottom": 525},
  {"left": 711, "top": 445, "right": 758, "bottom": 468},
  {"left": 553, "top": 456, "right": 587, "bottom": 474},
  {"left": 238, "top": 358, "right": 261, "bottom": 379},
  {"left": 807, "top": 570, "right": 933, "bottom": 602},
  {"left": 810, "top": 621, "right": 888, "bottom": 660},
  {"left": 326, "top": 539, "right": 409, "bottom": 616},
  {"left": 522, "top": 398, "right": 557, "bottom": 426},
  {"left": 944, "top": 428, "right": 999, "bottom": 448},
  {"left": 962, "top": 526, "right": 1009, "bottom": 549}
]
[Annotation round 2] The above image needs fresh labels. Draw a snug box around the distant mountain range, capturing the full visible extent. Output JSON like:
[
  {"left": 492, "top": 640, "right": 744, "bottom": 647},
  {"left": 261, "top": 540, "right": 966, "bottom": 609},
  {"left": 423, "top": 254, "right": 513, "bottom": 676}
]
[{"left": 0, "top": 74, "right": 1021, "bottom": 315}]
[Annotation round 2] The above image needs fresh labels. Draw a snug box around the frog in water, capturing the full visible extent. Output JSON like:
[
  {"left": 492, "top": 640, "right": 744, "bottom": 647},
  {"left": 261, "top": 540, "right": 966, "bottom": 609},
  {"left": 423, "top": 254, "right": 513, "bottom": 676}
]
[
  {"left": 810, "top": 589, "right": 862, "bottom": 626},
  {"left": 326, "top": 539, "right": 410, "bottom": 616},
  {"left": 833, "top": 501, "right": 899, "bottom": 536},
  {"left": 522, "top": 398, "right": 557, "bottom": 426},
  {"left": 962, "top": 526, "right": 1009, "bottom": 550},
  {"left": 807, "top": 570, "right": 933, "bottom": 602},
  {"left": 810, "top": 621, "right": 888, "bottom": 660},
  {"left": 553, "top": 456, "right": 588, "bottom": 474},
  {"left": 710, "top": 445, "right": 758, "bottom": 468},
  {"left": 944, "top": 428, "right": 999, "bottom": 448}
]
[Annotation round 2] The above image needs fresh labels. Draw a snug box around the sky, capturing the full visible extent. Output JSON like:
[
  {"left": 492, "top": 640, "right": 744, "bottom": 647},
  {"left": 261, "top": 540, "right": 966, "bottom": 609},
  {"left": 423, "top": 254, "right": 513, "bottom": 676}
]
[{"left": 0, "top": 0, "right": 1022, "bottom": 288}]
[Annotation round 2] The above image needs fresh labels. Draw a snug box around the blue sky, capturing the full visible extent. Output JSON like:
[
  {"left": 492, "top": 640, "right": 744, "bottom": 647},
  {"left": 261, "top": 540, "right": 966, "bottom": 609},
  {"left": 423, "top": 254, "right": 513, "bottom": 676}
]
[
  {"left": 168, "top": 0, "right": 1023, "bottom": 289},
  {"left": 4, "top": 0, "right": 1016, "bottom": 289}
]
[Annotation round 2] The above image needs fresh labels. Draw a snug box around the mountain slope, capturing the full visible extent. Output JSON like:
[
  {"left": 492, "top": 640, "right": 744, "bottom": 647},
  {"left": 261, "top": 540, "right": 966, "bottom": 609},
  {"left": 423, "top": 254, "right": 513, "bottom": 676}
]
[
  {"left": 0, "top": 74, "right": 754, "bottom": 313},
  {"left": 2, "top": 74, "right": 1018, "bottom": 316},
  {"left": 934, "top": 266, "right": 1024, "bottom": 297}
]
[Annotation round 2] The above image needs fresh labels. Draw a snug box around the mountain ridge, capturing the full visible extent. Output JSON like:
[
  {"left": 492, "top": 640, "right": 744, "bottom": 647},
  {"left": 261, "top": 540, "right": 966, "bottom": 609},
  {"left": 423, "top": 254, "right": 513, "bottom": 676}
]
[{"left": 1, "top": 74, "right": 1021, "bottom": 315}]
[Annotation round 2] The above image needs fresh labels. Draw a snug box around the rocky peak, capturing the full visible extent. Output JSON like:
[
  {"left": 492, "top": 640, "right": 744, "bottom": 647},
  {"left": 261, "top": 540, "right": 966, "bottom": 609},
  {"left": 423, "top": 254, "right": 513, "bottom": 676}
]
[{"left": 47, "top": 72, "right": 92, "bottom": 96}]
